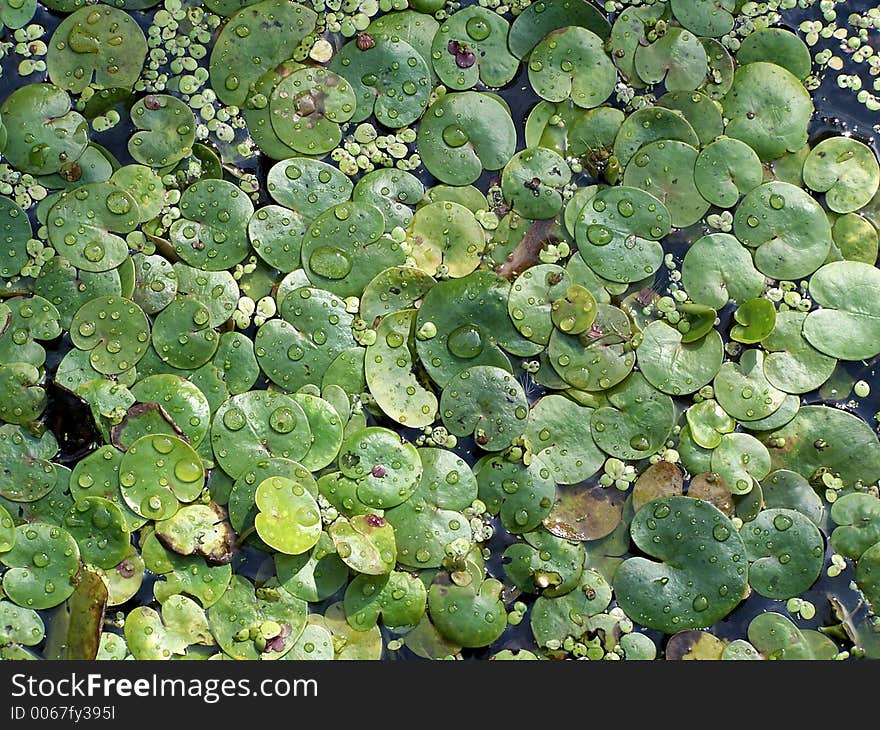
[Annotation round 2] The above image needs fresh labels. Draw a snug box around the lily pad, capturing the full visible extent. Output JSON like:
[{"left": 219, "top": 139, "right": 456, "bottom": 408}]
[
  {"left": 528, "top": 27, "right": 616, "bottom": 109},
  {"left": 614, "top": 497, "right": 748, "bottom": 634},
  {"left": 209, "top": 0, "right": 318, "bottom": 107},
  {"left": 803, "top": 261, "right": 880, "bottom": 360},
  {"left": 128, "top": 94, "right": 195, "bottom": 168},
  {"left": 330, "top": 37, "right": 430, "bottom": 128},
  {"left": 508, "top": 0, "right": 610, "bottom": 58},
  {"left": 170, "top": 179, "right": 254, "bottom": 271},
  {"left": 1, "top": 522, "right": 80, "bottom": 610},
  {"left": 637, "top": 320, "right": 724, "bottom": 396},
  {"left": 428, "top": 572, "right": 506, "bottom": 648},
  {"left": 591, "top": 373, "right": 675, "bottom": 460},
  {"left": 417, "top": 92, "right": 516, "bottom": 186},
  {"left": 441, "top": 365, "right": 529, "bottom": 451},
  {"left": 741, "top": 508, "right": 823, "bottom": 599},
  {"left": 476, "top": 454, "right": 555, "bottom": 533},
  {"left": 211, "top": 390, "right": 312, "bottom": 479},
  {"left": 733, "top": 181, "right": 832, "bottom": 280},
  {"left": 722, "top": 62, "right": 813, "bottom": 161},
  {"left": 432, "top": 6, "right": 518, "bottom": 91},
  {"left": 385, "top": 448, "right": 476, "bottom": 569},
  {"left": 47, "top": 5, "right": 147, "bottom": 93}
]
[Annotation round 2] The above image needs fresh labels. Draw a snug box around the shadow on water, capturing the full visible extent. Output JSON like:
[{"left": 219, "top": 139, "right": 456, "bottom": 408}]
[{"left": 3, "top": 0, "right": 880, "bottom": 659}]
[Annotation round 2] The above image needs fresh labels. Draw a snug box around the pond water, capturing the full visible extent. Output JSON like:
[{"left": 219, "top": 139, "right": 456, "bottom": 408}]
[{"left": 2, "top": 0, "right": 880, "bottom": 660}]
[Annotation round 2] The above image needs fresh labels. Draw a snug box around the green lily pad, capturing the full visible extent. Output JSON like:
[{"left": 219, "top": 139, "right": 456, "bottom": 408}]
[
  {"left": 623, "top": 140, "right": 709, "bottom": 228},
  {"left": 634, "top": 27, "right": 708, "bottom": 92},
  {"left": 614, "top": 497, "right": 748, "bottom": 634},
  {"left": 266, "top": 157, "right": 353, "bottom": 220},
  {"left": 269, "top": 67, "right": 356, "bottom": 156},
  {"left": 831, "top": 493, "right": 880, "bottom": 560},
  {"left": 344, "top": 570, "right": 427, "bottom": 630},
  {"left": 309, "top": 601, "right": 381, "bottom": 660},
  {"left": 211, "top": 390, "right": 312, "bottom": 479},
  {"left": 733, "top": 181, "right": 832, "bottom": 280},
  {"left": 508, "top": 0, "right": 610, "bottom": 58},
  {"left": 1, "top": 522, "right": 80, "bottom": 610},
  {"left": 741, "top": 508, "right": 823, "bottom": 599},
  {"left": 803, "top": 261, "right": 880, "bottom": 360},
  {"left": 722, "top": 62, "right": 813, "bottom": 161},
  {"left": 228, "top": 457, "right": 316, "bottom": 535},
  {"left": 530, "top": 569, "right": 611, "bottom": 647},
  {"left": 416, "top": 270, "right": 538, "bottom": 387},
  {"left": 417, "top": 92, "right": 516, "bottom": 186},
  {"left": 0, "top": 600, "right": 44, "bottom": 649},
  {"left": 328, "top": 514, "right": 397, "bottom": 575},
  {"left": 302, "top": 202, "right": 405, "bottom": 298},
  {"left": 475, "top": 454, "right": 555, "bottom": 533},
  {"left": 761, "top": 469, "right": 823, "bottom": 526},
  {"left": 657, "top": 90, "right": 723, "bottom": 147},
  {"left": 432, "top": 6, "right": 518, "bottom": 91},
  {"left": 128, "top": 94, "right": 195, "bottom": 168},
  {"left": 47, "top": 183, "right": 139, "bottom": 273},
  {"left": 591, "top": 373, "right": 675, "bottom": 460},
  {"left": 366, "top": 309, "right": 437, "bottom": 428},
  {"left": 0, "top": 84, "right": 89, "bottom": 175},
  {"left": 330, "top": 37, "right": 430, "bottom": 128},
  {"left": 501, "top": 147, "right": 572, "bottom": 220},
  {"left": 528, "top": 27, "right": 616, "bottom": 109},
  {"left": 711, "top": 431, "right": 771, "bottom": 495},
  {"left": 254, "top": 476, "right": 322, "bottom": 555},
  {"left": 680, "top": 233, "right": 765, "bottom": 309},
  {"left": 408, "top": 200, "right": 485, "bottom": 276},
  {"left": 637, "top": 320, "right": 723, "bottom": 396},
  {"left": 747, "top": 612, "right": 838, "bottom": 660},
  {"left": 360, "top": 266, "right": 435, "bottom": 325},
  {"left": 354, "top": 169, "right": 424, "bottom": 232},
  {"left": 575, "top": 186, "right": 670, "bottom": 283},
  {"left": 62, "top": 496, "right": 129, "bottom": 570},
  {"left": 731, "top": 298, "right": 776, "bottom": 344},
  {"left": 694, "top": 137, "right": 764, "bottom": 208},
  {"left": 685, "top": 399, "right": 734, "bottom": 449},
  {"left": 440, "top": 365, "right": 529, "bottom": 451},
  {"left": 125, "top": 594, "right": 213, "bottom": 660},
  {"left": 209, "top": 0, "right": 317, "bottom": 107},
  {"left": 525, "top": 394, "right": 604, "bottom": 484},
  {"left": 549, "top": 303, "right": 635, "bottom": 391},
  {"left": 0, "top": 198, "right": 32, "bottom": 279},
  {"left": 832, "top": 212, "right": 879, "bottom": 264},
  {"left": 208, "top": 575, "right": 307, "bottom": 660},
  {"left": 385, "top": 447, "right": 476, "bottom": 569},
  {"left": 130, "top": 374, "right": 211, "bottom": 447},
  {"left": 608, "top": 4, "right": 666, "bottom": 87},
  {"left": 338, "top": 426, "right": 421, "bottom": 509},
  {"left": 762, "top": 311, "right": 836, "bottom": 394},
  {"left": 47, "top": 5, "right": 146, "bottom": 93},
  {"left": 428, "top": 572, "right": 506, "bottom": 648},
  {"left": 768, "top": 405, "right": 880, "bottom": 487},
  {"left": 504, "top": 527, "right": 585, "bottom": 597},
  {"left": 141, "top": 531, "right": 230, "bottom": 607},
  {"left": 671, "top": 0, "right": 734, "bottom": 37},
  {"left": 508, "top": 264, "right": 570, "bottom": 344},
  {"left": 70, "top": 296, "right": 149, "bottom": 374},
  {"left": 613, "top": 106, "right": 700, "bottom": 168},
  {"left": 803, "top": 136, "right": 880, "bottom": 214},
  {"left": 736, "top": 27, "right": 811, "bottom": 81},
  {"left": 276, "top": 536, "right": 349, "bottom": 603},
  {"left": 170, "top": 179, "right": 254, "bottom": 271}
]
